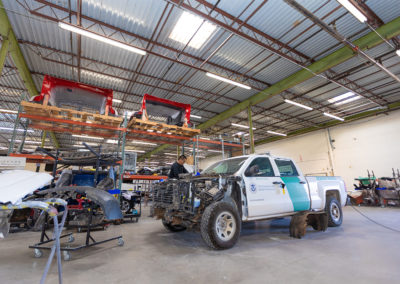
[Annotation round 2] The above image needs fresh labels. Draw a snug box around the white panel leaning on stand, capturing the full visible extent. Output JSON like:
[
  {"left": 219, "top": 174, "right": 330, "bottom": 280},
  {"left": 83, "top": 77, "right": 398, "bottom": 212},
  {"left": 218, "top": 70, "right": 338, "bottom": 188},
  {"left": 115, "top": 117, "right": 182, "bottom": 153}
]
[{"left": 0, "top": 168, "right": 68, "bottom": 284}]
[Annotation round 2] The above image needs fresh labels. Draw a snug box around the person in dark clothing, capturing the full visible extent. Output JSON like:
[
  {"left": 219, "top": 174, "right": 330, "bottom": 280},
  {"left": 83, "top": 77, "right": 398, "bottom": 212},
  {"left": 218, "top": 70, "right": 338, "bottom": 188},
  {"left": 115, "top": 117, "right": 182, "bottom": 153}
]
[{"left": 168, "top": 155, "right": 188, "bottom": 179}]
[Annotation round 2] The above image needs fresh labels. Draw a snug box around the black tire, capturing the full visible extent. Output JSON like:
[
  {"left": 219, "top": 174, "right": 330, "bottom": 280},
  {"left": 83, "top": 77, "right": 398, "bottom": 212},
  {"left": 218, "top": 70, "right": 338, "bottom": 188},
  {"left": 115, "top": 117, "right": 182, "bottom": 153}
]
[
  {"left": 162, "top": 219, "right": 186, "bottom": 232},
  {"left": 326, "top": 196, "right": 343, "bottom": 227},
  {"left": 200, "top": 201, "right": 241, "bottom": 250}
]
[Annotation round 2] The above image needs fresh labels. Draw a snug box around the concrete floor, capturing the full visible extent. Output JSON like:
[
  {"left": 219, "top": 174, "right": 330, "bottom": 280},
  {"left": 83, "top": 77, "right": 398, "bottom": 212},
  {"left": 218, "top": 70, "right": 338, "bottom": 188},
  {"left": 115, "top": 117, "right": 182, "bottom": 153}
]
[{"left": 1, "top": 205, "right": 399, "bottom": 284}]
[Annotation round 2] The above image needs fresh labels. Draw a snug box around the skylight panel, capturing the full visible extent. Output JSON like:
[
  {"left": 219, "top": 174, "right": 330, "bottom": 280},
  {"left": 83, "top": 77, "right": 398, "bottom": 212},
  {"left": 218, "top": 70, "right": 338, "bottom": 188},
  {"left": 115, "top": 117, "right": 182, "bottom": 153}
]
[
  {"left": 169, "top": 11, "right": 216, "bottom": 49},
  {"left": 328, "top": 92, "right": 361, "bottom": 105}
]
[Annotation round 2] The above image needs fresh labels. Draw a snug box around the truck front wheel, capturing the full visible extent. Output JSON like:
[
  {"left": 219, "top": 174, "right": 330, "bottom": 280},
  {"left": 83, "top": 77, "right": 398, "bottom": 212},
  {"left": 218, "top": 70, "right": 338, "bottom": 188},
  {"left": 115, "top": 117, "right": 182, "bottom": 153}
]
[
  {"left": 326, "top": 196, "right": 343, "bottom": 227},
  {"left": 200, "top": 201, "right": 241, "bottom": 250}
]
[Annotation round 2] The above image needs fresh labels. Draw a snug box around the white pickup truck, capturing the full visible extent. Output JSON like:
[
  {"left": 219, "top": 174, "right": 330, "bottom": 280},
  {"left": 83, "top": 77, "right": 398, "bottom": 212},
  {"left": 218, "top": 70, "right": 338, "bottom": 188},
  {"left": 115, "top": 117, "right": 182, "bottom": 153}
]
[{"left": 153, "top": 154, "right": 347, "bottom": 249}]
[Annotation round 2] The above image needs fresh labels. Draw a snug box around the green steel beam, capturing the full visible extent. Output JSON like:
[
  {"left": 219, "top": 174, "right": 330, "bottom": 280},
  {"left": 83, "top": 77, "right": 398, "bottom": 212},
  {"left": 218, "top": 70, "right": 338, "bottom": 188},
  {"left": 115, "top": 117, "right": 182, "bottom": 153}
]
[
  {"left": 248, "top": 106, "right": 254, "bottom": 154},
  {"left": 139, "top": 16, "right": 400, "bottom": 161},
  {"left": 0, "top": 37, "right": 9, "bottom": 75},
  {"left": 0, "top": 1, "right": 37, "bottom": 97},
  {"left": 1, "top": 0, "right": 60, "bottom": 149},
  {"left": 197, "top": 16, "right": 400, "bottom": 131},
  {"left": 255, "top": 101, "right": 400, "bottom": 146}
]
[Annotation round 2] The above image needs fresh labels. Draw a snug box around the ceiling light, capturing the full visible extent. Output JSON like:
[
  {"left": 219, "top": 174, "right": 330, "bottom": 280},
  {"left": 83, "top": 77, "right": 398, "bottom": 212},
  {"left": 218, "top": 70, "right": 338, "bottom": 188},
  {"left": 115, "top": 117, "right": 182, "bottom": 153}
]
[
  {"left": 9, "top": 139, "right": 42, "bottom": 144},
  {"left": 267, "top": 130, "right": 287, "bottom": 137},
  {"left": 328, "top": 92, "right": 361, "bottom": 105},
  {"left": 106, "top": 139, "right": 118, "bottom": 144},
  {"left": 58, "top": 22, "right": 146, "bottom": 55},
  {"left": 0, "top": 108, "right": 18, "bottom": 114},
  {"left": 130, "top": 141, "right": 157, "bottom": 146},
  {"left": 125, "top": 150, "right": 145, "bottom": 153},
  {"left": 72, "top": 134, "right": 103, "bottom": 140},
  {"left": 169, "top": 11, "right": 216, "bottom": 49},
  {"left": 200, "top": 137, "right": 211, "bottom": 140},
  {"left": 234, "top": 132, "right": 244, "bottom": 136},
  {"left": 78, "top": 149, "right": 90, "bottom": 152},
  {"left": 208, "top": 149, "right": 222, "bottom": 153},
  {"left": 284, "top": 99, "right": 313, "bottom": 110},
  {"left": 0, "top": 127, "right": 34, "bottom": 133},
  {"left": 337, "top": 0, "right": 367, "bottom": 23},
  {"left": 112, "top": 99, "right": 122, "bottom": 103},
  {"left": 396, "top": 50, "right": 400, "bottom": 57},
  {"left": 190, "top": 114, "right": 202, "bottom": 119},
  {"left": 206, "top": 73, "right": 251, "bottom": 90},
  {"left": 73, "top": 142, "right": 98, "bottom": 147},
  {"left": 165, "top": 153, "right": 177, "bottom": 156},
  {"left": 231, "top": 123, "right": 256, "bottom": 130},
  {"left": 81, "top": 70, "right": 123, "bottom": 84},
  {"left": 323, "top": 112, "right": 345, "bottom": 121}
]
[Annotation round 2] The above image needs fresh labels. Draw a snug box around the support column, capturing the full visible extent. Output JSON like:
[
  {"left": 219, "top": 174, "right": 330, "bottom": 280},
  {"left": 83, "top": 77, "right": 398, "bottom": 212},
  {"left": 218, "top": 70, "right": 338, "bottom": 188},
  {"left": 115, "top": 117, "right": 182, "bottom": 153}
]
[
  {"left": 248, "top": 106, "right": 255, "bottom": 154},
  {"left": 41, "top": 131, "right": 47, "bottom": 147}
]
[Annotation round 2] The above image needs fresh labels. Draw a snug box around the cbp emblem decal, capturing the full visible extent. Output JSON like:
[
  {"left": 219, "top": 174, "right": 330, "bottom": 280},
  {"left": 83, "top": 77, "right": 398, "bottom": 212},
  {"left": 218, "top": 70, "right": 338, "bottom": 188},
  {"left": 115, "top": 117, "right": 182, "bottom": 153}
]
[{"left": 250, "top": 184, "right": 257, "bottom": 193}]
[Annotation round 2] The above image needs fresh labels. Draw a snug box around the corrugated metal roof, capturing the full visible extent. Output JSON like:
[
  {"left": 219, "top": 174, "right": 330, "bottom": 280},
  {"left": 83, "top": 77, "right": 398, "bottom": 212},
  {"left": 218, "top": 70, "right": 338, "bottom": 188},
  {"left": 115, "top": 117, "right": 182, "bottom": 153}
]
[{"left": 1, "top": 0, "right": 399, "bottom": 156}]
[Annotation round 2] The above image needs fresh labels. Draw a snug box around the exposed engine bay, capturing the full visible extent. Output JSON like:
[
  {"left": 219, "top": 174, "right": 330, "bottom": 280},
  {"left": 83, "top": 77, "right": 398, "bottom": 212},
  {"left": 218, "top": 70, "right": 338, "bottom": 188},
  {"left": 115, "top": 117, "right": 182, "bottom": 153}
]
[{"left": 152, "top": 174, "right": 240, "bottom": 229}]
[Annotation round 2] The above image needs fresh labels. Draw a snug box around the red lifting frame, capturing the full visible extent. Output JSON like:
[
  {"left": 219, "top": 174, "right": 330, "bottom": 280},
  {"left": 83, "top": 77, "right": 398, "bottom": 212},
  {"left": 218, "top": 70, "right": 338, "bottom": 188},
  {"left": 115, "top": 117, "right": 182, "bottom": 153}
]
[
  {"left": 32, "top": 75, "right": 116, "bottom": 115},
  {"left": 140, "top": 93, "right": 191, "bottom": 125}
]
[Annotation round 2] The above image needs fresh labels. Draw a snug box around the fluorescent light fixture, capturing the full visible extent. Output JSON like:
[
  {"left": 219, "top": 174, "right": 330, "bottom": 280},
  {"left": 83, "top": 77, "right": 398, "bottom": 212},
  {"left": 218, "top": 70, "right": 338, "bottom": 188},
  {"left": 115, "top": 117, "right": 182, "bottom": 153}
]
[
  {"left": 244, "top": 133, "right": 249, "bottom": 137},
  {"left": 0, "top": 108, "right": 18, "bottom": 114},
  {"left": 200, "top": 137, "right": 211, "bottom": 140},
  {"left": 130, "top": 141, "right": 157, "bottom": 146},
  {"left": 0, "top": 127, "right": 34, "bottom": 133},
  {"left": 9, "top": 139, "right": 42, "bottom": 144},
  {"left": 234, "top": 131, "right": 244, "bottom": 136},
  {"left": 167, "top": 132, "right": 172, "bottom": 135},
  {"left": 112, "top": 99, "right": 122, "bottom": 103},
  {"left": 169, "top": 11, "right": 216, "bottom": 49},
  {"left": 284, "top": 99, "right": 313, "bottom": 111},
  {"left": 165, "top": 153, "right": 177, "bottom": 156},
  {"left": 328, "top": 92, "right": 361, "bottom": 105},
  {"left": 126, "top": 150, "right": 145, "bottom": 153},
  {"left": 190, "top": 114, "right": 202, "bottom": 119},
  {"left": 396, "top": 49, "right": 400, "bottom": 57},
  {"left": 323, "top": 112, "right": 345, "bottom": 121},
  {"left": 147, "top": 129, "right": 154, "bottom": 132},
  {"left": 267, "top": 130, "right": 287, "bottom": 137},
  {"left": 72, "top": 134, "right": 103, "bottom": 140},
  {"left": 58, "top": 22, "right": 146, "bottom": 55},
  {"left": 73, "top": 142, "right": 98, "bottom": 147},
  {"left": 337, "top": 0, "right": 367, "bottom": 23},
  {"left": 231, "top": 123, "right": 256, "bottom": 130},
  {"left": 81, "top": 70, "right": 123, "bottom": 84},
  {"left": 206, "top": 73, "right": 251, "bottom": 90},
  {"left": 208, "top": 149, "right": 222, "bottom": 153},
  {"left": 106, "top": 139, "right": 118, "bottom": 144},
  {"left": 78, "top": 149, "right": 90, "bottom": 152}
]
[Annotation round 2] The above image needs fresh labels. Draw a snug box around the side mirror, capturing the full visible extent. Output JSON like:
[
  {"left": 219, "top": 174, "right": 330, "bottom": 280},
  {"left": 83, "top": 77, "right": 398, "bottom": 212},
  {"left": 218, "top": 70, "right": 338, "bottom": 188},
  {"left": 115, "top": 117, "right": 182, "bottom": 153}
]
[{"left": 245, "top": 165, "right": 259, "bottom": 177}]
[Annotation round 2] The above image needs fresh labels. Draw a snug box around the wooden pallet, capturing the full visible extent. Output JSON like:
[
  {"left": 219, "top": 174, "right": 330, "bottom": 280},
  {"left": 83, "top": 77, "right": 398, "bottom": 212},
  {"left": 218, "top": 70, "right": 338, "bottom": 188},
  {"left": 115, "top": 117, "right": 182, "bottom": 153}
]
[
  {"left": 127, "top": 117, "right": 200, "bottom": 137},
  {"left": 21, "top": 101, "right": 123, "bottom": 127}
]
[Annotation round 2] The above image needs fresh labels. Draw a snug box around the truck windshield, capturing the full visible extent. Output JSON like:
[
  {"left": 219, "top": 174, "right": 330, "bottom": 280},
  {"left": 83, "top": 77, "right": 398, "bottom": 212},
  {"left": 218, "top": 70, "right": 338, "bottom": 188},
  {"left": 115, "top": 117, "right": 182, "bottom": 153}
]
[{"left": 202, "top": 157, "right": 248, "bottom": 175}]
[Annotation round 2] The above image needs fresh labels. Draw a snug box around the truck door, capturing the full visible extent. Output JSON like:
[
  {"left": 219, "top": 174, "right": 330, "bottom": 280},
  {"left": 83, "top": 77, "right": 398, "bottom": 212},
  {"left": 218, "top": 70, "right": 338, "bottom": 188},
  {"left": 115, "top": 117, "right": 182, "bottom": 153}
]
[
  {"left": 274, "top": 158, "right": 310, "bottom": 212},
  {"left": 243, "top": 157, "right": 294, "bottom": 217}
]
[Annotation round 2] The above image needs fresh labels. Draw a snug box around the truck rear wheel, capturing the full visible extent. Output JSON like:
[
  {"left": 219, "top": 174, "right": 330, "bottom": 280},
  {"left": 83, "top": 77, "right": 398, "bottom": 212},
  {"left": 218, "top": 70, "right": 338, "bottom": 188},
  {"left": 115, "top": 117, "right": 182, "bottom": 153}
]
[
  {"left": 326, "top": 196, "right": 343, "bottom": 227},
  {"left": 200, "top": 201, "right": 241, "bottom": 250},
  {"left": 162, "top": 219, "right": 186, "bottom": 232}
]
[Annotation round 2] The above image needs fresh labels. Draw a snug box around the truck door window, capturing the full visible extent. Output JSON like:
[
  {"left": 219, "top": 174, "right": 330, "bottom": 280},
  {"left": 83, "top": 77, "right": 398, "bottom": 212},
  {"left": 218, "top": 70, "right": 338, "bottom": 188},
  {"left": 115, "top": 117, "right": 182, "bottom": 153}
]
[
  {"left": 274, "top": 159, "right": 299, "bottom": 176},
  {"left": 245, "top": 158, "right": 274, "bottom": 177}
]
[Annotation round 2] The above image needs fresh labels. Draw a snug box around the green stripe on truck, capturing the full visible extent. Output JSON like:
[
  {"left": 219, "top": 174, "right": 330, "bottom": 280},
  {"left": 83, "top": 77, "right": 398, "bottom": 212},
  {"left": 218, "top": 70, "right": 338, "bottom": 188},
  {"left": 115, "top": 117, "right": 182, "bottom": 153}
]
[{"left": 281, "top": 176, "right": 310, "bottom": 211}]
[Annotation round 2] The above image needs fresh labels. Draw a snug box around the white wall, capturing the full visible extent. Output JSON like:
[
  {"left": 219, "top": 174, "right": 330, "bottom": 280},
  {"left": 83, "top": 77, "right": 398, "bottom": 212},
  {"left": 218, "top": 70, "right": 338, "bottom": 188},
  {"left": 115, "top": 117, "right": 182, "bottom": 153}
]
[{"left": 200, "top": 109, "right": 400, "bottom": 189}]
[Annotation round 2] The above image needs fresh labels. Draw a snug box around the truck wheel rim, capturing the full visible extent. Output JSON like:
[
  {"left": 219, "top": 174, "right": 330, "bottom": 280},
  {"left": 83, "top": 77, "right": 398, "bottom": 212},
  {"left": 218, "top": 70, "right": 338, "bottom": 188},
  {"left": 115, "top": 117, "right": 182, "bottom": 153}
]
[
  {"left": 215, "top": 212, "right": 236, "bottom": 241},
  {"left": 330, "top": 202, "right": 340, "bottom": 222}
]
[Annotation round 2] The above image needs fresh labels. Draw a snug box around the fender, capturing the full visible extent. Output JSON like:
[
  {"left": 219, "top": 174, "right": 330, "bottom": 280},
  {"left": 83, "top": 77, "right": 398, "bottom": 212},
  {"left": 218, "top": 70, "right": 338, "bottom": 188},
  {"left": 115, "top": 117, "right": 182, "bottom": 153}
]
[{"left": 38, "top": 186, "right": 123, "bottom": 220}]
